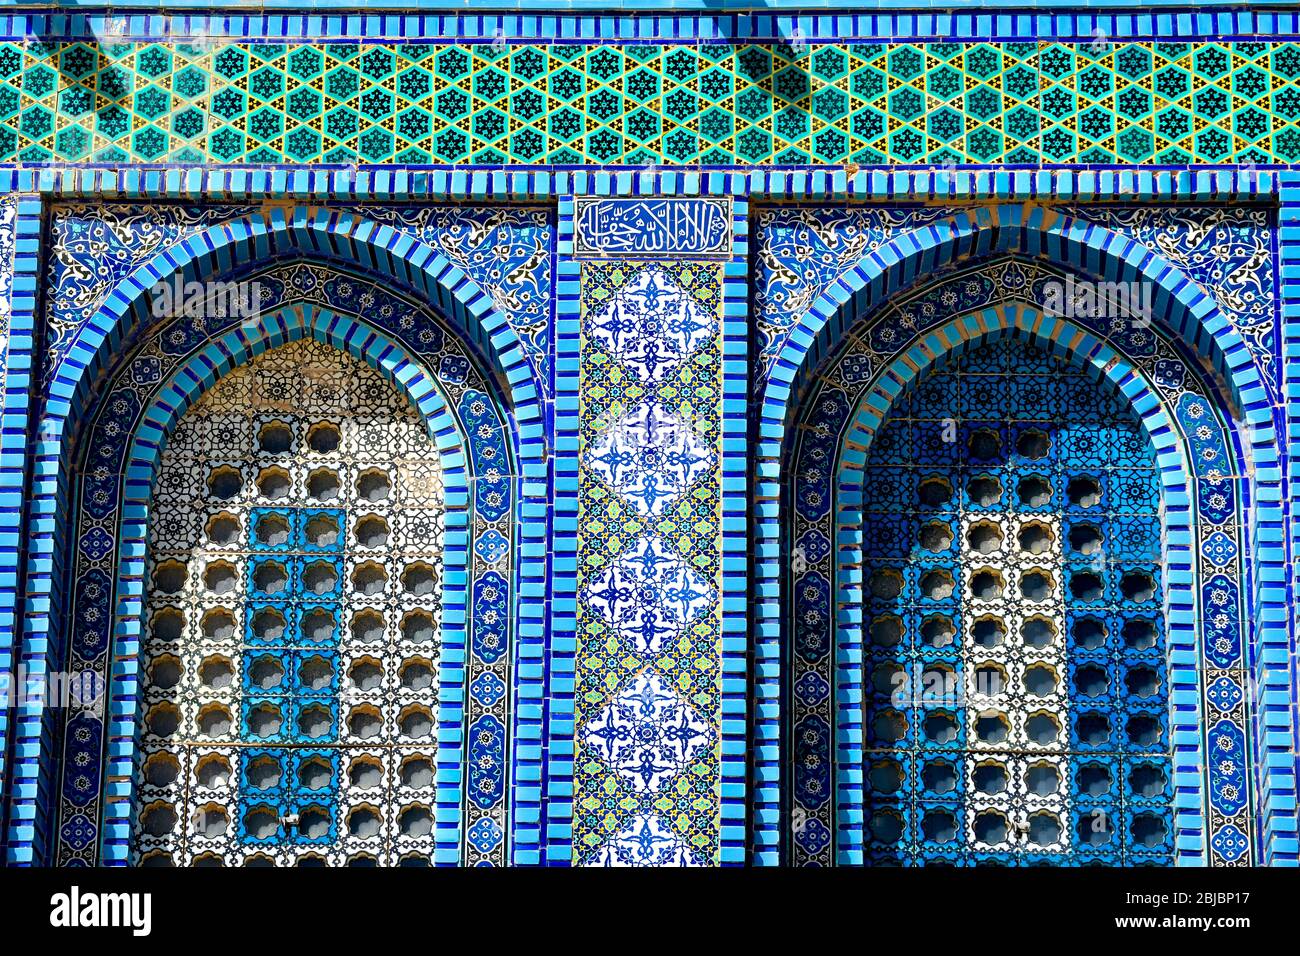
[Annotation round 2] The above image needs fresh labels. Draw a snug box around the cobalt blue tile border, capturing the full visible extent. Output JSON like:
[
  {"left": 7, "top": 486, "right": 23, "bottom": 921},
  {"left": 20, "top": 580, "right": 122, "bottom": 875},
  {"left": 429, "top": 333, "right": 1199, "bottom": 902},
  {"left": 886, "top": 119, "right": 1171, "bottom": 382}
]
[
  {"left": 0, "top": 168, "right": 1277, "bottom": 205},
  {"left": 513, "top": 206, "right": 560, "bottom": 866},
  {"left": 546, "top": 194, "right": 579, "bottom": 865},
  {"left": 7, "top": 9, "right": 1300, "bottom": 44},
  {"left": 0, "top": 193, "right": 39, "bottom": 860},
  {"left": 720, "top": 194, "right": 750, "bottom": 865},
  {"left": 0, "top": 194, "right": 15, "bottom": 840},
  {"left": 1274, "top": 172, "right": 1300, "bottom": 865}
]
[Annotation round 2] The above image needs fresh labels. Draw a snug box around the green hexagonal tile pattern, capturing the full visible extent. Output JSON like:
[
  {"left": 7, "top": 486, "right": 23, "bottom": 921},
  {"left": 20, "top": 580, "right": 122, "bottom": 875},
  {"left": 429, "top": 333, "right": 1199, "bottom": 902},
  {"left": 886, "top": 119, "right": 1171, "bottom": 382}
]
[{"left": 1, "top": 39, "right": 1298, "bottom": 166}]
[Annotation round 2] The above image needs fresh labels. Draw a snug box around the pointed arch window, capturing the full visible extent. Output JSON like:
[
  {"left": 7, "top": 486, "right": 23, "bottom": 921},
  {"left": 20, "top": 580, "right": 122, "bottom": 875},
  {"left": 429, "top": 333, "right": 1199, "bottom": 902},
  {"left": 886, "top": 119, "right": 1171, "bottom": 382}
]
[
  {"left": 858, "top": 339, "right": 1172, "bottom": 864},
  {"left": 133, "top": 340, "right": 444, "bottom": 866}
]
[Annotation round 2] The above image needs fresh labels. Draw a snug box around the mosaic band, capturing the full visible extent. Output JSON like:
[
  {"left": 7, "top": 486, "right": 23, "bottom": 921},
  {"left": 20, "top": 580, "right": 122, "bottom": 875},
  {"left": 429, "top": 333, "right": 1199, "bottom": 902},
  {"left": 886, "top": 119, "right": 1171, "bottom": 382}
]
[{"left": 3, "top": 39, "right": 1300, "bottom": 168}]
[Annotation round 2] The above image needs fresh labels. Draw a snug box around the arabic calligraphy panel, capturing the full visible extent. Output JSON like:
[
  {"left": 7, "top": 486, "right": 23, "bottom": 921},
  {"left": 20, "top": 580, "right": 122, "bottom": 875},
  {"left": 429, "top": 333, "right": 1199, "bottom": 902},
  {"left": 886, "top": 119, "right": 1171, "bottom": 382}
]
[{"left": 573, "top": 197, "right": 732, "bottom": 259}]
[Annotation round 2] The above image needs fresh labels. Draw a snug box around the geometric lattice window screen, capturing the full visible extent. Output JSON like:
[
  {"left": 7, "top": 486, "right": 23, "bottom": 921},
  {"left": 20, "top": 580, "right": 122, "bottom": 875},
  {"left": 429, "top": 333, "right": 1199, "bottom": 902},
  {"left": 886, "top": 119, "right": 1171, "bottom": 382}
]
[
  {"left": 861, "top": 338, "right": 1173, "bottom": 865},
  {"left": 132, "top": 340, "right": 444, "bottom": 866}
]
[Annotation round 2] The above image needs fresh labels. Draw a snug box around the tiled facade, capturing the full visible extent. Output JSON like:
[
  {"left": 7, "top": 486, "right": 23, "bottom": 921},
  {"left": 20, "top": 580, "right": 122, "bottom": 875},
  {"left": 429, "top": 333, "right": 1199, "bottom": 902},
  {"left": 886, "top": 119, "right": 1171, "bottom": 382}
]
[{"left": 0, "top": 5, "right": 1296, "bottom": 867}]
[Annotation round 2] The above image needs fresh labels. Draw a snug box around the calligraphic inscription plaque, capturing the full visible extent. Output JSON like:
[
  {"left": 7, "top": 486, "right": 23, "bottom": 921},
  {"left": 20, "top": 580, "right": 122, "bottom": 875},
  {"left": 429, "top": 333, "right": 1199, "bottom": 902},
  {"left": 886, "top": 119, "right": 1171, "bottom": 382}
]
[{"left": 572, "top": 197, "right": 732, "bottom": 259}]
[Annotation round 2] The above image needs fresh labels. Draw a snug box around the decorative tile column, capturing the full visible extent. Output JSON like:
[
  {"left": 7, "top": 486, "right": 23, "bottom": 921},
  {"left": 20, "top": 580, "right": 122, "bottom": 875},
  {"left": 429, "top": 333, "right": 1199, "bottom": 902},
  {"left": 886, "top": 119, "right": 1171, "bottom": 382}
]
[{"left": 552, "top": 189, "right": 748, "bottom": 865}]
